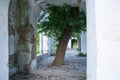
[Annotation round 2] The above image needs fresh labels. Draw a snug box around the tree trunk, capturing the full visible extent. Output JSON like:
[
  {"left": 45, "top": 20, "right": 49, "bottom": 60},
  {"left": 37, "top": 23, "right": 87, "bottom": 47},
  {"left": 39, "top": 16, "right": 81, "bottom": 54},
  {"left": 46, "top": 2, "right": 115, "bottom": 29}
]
[{"left": 52, "top": 26, "right": 73, "bottom": 66}]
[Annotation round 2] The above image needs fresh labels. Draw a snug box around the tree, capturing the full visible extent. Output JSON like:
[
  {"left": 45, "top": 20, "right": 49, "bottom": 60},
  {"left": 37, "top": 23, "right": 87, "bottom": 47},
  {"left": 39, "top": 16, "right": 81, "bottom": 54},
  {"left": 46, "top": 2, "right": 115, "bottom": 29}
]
[{"left": 38, "top": 4, "right": 86, "bottom": 66}]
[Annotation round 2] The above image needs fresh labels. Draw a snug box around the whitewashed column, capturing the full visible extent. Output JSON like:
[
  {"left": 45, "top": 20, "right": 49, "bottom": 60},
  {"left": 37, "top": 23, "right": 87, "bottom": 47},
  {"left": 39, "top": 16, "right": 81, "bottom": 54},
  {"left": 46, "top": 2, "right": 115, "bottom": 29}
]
[
  {"left": 87, "top": 0, "right": 97, "bottom": 79},
  {"left": 81, "top": 32, "right": 87, "bottom": 54},
  {"left": 40, "top": 33, "right": 43, "bottom": 54},
  {"left": 67, "top": 39, "right": 71, "bottom": 49},
  {"left": 48, "top": 37, "right": 56, "bottom": 55},
  {"left": 87, "top": 0, "right": 120, "bottom": 80},
  {"left": 0, "top": 0, "right": 9, "bottom": 80},
  {"left": 43, "top": 36, "right": 48, "bottom": 53}
]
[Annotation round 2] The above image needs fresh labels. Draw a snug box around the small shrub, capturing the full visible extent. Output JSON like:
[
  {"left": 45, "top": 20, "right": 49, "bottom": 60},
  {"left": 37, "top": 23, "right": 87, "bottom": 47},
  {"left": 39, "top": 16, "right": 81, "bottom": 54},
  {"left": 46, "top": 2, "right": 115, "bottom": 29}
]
[
  {"left": 78, "top": 52, "right": 86, "bottom": 57},
  {"left": 77, "top": 48, "right": 86, "bottom": 57}
]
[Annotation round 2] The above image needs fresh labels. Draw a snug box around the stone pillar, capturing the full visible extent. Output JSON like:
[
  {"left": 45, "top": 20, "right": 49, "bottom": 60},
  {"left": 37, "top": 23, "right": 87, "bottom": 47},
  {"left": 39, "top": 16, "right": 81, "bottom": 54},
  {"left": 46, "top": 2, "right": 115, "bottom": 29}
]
[
  {"left": 81, "top": 32, "right": 87, "bottom": 54},
  {"left": 0, "top": 0, "right": 9, "bottom": 80},
  {"left": 8, "top": 0, "right": 18, "bottom": 76},
  {"left": 87, "top": 0, "right": 120, "bottom": 80},
  {"left": 16, "top": 0, "right": 41, "bottom": 74}
]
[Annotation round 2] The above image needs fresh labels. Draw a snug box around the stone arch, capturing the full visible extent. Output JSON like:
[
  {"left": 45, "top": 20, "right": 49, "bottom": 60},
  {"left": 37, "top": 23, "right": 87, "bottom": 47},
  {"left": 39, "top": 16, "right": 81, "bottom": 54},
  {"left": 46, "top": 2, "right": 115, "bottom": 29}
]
[
  {"left": 8, "top": 0, "right": 87, "bottom": 76},
  {"left": 71, "top": 39, "right": 78, "bottom": 48}
]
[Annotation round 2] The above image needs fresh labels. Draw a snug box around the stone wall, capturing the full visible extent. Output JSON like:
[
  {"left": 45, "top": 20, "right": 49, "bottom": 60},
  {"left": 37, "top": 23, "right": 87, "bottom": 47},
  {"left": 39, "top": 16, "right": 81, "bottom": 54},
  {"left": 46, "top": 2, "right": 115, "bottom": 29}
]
[
  {"left": 8, "top": 0, "right": 18, "bottom": 76},
  {"left": 8, "top": 0, "right": 41, "bottom": 75}
]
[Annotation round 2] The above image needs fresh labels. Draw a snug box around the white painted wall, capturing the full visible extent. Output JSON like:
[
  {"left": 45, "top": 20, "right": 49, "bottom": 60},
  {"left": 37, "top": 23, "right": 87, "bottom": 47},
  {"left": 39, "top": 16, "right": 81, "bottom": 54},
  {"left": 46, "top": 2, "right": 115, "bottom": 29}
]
[
  {"left": 81, "top": 32, "right": 87, "bottom": 54},
  {"left": 0, "top": 0, "right": 9, "bottom": 80},
  {"left": 48, "top": 0, "right": 75, "bottom": 6},
  {"left": 29, "top": 0, "right": 41, "bottom": 32},
  {"left": 96, "top": 0, "right": 120, "bottom": 80},
  {"left": 87, "top": 0, "right": 120, "bottom": 80},
  {"left": 86, "top": 0, "right": 97, "bottom": 79}
]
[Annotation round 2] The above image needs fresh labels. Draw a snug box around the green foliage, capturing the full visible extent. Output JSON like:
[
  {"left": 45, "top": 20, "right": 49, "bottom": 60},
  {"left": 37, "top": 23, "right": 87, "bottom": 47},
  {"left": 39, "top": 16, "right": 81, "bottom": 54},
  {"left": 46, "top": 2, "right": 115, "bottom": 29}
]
[
  {"left": 37, "top": 4, "right": 86, "bottom": 41},
  {"left": 73, "top": 42, "right": 78, "bottom": 49},
  {"left": 78, "top": 52, "right": 86, "bottom": 57}
]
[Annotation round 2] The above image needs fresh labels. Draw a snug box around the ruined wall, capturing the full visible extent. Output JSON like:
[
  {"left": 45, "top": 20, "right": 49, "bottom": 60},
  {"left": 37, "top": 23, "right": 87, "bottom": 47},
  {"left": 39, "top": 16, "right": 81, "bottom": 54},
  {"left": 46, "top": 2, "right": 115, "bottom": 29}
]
[
  {"left": 15, "top": 0, "right": 37, "bottom": 74},
  {"left": 9, "top": 0, "right": 41, "bottom": 75},
  {"left": 8, "top": 0, "right": 86, "bottom": 76},
  {"left": 8, "top": 0, "right": 18, "bottom": 76}
]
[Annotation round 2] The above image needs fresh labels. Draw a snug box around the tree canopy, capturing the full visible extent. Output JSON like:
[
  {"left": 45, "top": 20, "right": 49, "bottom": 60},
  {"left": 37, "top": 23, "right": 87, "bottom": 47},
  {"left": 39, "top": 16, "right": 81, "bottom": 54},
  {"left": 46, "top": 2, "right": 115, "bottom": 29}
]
[{"left": 37, "top": 4, "right": 86, "bottom": 41}]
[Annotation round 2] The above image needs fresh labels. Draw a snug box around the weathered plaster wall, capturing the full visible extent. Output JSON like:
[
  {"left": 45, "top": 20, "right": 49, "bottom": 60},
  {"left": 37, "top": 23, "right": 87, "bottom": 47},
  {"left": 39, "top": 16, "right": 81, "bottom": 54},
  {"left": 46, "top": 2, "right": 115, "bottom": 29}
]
[
  {"left": 8, "top": 0, "right": 18, "bottom": 76},
  {"left": 16, "top": 0, "right": 43, "bottom": 74},
  {"left": 0, "top": 0, "right": 9, "bottom": 80},
  {"left": 8, "top": 0, "right": 41, "bottom": 74},
  {"left": 36, "top": 0, "right": 86, "bottom": 12}
]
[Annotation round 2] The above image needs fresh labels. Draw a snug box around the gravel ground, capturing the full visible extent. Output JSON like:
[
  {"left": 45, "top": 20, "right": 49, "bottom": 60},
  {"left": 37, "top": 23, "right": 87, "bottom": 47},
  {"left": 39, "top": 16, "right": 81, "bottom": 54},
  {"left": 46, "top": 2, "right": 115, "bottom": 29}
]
[{"left": 10, "top": 49, "right": 86, "bottom": 80}]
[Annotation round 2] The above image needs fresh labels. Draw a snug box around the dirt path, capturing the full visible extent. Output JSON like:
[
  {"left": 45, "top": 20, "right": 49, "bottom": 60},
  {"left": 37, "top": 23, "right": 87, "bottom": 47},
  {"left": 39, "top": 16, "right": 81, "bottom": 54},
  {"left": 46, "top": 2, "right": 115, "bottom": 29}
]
[{"left": 10, "top": 49, "right": 86, "bottom": 80}]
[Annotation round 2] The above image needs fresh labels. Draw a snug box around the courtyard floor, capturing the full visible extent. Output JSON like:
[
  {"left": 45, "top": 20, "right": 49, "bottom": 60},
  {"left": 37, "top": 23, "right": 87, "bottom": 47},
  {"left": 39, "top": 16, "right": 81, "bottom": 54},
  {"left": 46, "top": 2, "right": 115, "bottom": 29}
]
[{"left": 10, "top": 49, "right": 86, "bottom": 80}]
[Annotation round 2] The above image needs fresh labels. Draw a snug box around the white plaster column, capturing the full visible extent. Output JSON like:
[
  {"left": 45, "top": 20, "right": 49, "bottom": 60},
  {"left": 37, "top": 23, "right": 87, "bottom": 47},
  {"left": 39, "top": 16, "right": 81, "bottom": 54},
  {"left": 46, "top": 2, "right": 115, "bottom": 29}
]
[
  {"left": 40, "top": 33, "right": 43, "bottom": 54},
  {"left": 48, "top": 37, "right": 56, "bottom": 55},
  {"left": 81, "top": 32, "right": 87, "bottom": 54},
  {"left": 67, "top": 39, "right": 71, "bottom": 49},
  {"left": 43, "top": 36, "right": 48, "bottom": 53},
  {"left": 0, "top": 0, "right": 9, "bottom": 80},
  {"left": 87, "top": 0, "right": 120, "bottom": 80},
  {"left": 40, "top": 34, "right": 49, "bottom": 54},
  {"left": 87, "top": 0, "right": 96, "bottom": 79}
]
